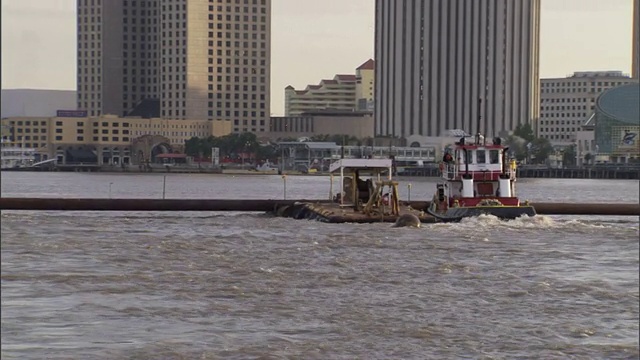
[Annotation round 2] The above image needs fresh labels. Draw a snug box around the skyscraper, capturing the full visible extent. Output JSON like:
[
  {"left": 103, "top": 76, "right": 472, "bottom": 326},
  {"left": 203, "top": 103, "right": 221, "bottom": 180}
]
[
  {"left": 77, "top": 0, "right": 271, "bottom": 133},
  {"left": 374, "top": 0, "right": 541, "bottom": 138},
  {"left": 633, "top": 0, "right": 639, "bottom": 79}
]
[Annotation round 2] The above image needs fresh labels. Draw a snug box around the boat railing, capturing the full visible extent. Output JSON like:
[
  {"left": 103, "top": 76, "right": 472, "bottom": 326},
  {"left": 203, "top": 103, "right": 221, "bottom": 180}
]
[{"left": 441, "top": 161, "right": 518, "bottom": 181}]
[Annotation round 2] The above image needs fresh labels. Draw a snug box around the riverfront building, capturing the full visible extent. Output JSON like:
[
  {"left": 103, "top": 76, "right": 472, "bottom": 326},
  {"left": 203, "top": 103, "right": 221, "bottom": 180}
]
[
  {"left": 538, "top": 71, "right": 637, "bottom": 146},
  {"left": 593, "top": 83, "right": 640, "bottom": 163},
  {"left": 0, "top": 115, "right": 231, "bottom": 165},
  {"left": 268, "top": 111, "right": 374, "bottom": 140},
  {"left": 77, "top": 0, "right": 271, "bottom": 133},
  {"left": 374, "top": 0, "right": 541, "bottom": 138}
]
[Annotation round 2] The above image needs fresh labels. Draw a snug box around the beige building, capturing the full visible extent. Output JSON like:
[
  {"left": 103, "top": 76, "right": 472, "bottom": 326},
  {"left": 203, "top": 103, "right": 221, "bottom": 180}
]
[
  {"left": 267, "top": 112, "right": 374, "bottom": 140},
  {"left": 284, "top": 59, "right": 374, "bottom": 116},
  {"left": 1, "top": 116, "right": 231, "bottom": 165},
  {"left": 355, "top": 59, "right": 375, "bottom": 111},
  {"left": 77, "top": 0, "right": 271, "bottom": 133},
  {"left": 538, "top": 71, "right": 637, "bottom": 145}
]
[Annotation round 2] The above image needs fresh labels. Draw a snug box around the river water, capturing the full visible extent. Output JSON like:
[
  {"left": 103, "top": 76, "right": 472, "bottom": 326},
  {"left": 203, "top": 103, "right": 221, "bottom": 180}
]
[{"left": 1, "top": 172, "right": 639, "bottom": 359}]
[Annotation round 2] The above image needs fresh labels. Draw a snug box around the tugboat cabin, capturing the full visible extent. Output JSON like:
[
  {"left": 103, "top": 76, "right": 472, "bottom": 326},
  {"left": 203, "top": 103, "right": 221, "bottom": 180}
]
[{"left": 438, "top": 136, "right": 519, "bottom": 208}]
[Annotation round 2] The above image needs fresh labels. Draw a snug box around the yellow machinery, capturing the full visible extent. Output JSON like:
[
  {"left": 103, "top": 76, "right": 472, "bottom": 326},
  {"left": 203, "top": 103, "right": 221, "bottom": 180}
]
[{"left": 363, "top": 180, "right": 400, "bottom": 216}]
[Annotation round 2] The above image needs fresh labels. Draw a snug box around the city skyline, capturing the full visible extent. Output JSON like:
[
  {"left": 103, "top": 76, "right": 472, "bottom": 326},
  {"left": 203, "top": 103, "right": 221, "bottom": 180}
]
[{"left": 1, "top": 0, "right": 635, "bottom": 117}]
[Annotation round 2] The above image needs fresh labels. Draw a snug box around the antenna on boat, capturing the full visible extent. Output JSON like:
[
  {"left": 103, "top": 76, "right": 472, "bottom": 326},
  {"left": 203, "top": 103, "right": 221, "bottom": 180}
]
[{"left": 476, "top": 98, "right": 483, "bottom": 145}]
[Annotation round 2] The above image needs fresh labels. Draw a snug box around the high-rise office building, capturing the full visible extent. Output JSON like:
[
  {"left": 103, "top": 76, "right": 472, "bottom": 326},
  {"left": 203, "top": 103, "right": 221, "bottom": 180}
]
[
  {"left": 374, "top": 0, "right": 541, "bottom": 138},
  {"left": 633, "top": 0, "right": 639, "bottom": 79},
  {"left": 77, "top": 0, "right": 271, "bottom": 133}
]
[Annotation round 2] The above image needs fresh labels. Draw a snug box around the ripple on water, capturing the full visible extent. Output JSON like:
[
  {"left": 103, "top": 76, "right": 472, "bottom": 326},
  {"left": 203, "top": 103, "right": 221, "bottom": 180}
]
[{"left": 1, "top": 209, "right": 638, "bottom": 359}]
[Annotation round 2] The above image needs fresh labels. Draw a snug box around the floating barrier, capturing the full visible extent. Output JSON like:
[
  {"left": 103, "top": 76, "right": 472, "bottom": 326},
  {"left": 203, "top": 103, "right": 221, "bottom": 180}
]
[{"left": 0, "top": 198, "right": 638, "bottom": 216}]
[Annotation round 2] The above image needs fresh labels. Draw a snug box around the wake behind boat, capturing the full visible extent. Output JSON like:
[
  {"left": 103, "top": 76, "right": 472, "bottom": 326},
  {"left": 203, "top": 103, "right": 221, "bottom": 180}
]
[{"left": 427, "top": 133, "right": 536, "bottom": 222}]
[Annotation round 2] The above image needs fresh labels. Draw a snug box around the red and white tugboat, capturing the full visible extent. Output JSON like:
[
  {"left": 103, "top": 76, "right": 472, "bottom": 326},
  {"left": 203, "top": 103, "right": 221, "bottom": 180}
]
[{"left": 427, "top": 133, "right": 536, "bottom": 222}]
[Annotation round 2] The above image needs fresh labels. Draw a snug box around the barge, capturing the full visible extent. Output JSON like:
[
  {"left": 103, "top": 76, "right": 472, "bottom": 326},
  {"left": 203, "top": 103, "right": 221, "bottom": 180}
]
[{"left": 273, "top": 158, "right": 434, "bottom": 224}]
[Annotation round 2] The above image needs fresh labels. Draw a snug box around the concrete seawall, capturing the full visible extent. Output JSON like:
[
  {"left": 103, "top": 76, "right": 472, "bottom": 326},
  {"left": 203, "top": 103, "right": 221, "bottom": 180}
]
[{"left": 0, "top": 198, "right": 638, "bottom": 216}]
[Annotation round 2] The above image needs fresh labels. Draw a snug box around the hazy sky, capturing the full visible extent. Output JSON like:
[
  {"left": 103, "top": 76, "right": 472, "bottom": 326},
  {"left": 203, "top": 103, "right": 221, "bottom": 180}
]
[{"left": 1, "top": 0, "right": 634, "bottom": 116}]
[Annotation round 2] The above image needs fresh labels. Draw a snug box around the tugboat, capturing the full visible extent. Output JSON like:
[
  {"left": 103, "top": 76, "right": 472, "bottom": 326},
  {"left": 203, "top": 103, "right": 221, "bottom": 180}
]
[{"left": 427, "top": 132, "right": 536, "bottom": 222}]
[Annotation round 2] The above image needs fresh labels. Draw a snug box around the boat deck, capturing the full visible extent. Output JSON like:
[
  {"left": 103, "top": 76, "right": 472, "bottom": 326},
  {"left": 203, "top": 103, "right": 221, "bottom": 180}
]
[{"left": 273, "top": 202, "right": 437, "bottom": 224}]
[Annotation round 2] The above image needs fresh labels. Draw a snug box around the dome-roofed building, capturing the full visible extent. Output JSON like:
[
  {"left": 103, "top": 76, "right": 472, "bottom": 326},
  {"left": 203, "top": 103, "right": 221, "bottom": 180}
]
[{"left": 594, "top": 83, "right": 640, "bottom": 162}]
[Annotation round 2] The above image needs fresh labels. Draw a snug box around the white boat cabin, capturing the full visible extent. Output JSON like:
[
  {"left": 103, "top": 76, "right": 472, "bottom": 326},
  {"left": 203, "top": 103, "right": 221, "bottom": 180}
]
[
  {"left": 329, "top": 158, "right": 394, "bottom": 208},
  {"left": 437, "top": 138, "right": 520, "bottom": 207}
]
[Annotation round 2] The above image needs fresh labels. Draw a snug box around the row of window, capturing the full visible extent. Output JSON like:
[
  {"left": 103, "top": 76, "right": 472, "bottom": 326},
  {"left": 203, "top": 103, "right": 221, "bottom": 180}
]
[
  {"left": 79, "top": 0, "right": 100, "bottom": 6},
  {"left": 541, "top": 105, "right": 590, "bottom": 111},
  {"left": 540, "top": 97, "right": 595, "bottom": 103},
  {"left": 13, "top": 135, "right": 46, "bottom": 141},
  {"left": 542, "top": 88, "right": 608, "bottom": 94},
  {"left": 78, "top": 25, "right": 101, "bottom": 32},
  {"left": 9, "top": 120, "right": 47, "bottom": 126},
  {"left": 540, "top": 120, "right": 584, "bottom": 125},
  {"left": 540, "top": 134, "right": 573, "bottom": 140},
  {"left": 541, "top": 81, "right": 629, "bottom": 87},
  {"left": 11, "top": 135, "right": 130, "bottom": 144},
  {"left": 540, "top": 113, "right": 589, "bottom": 119},
  {"left": 13, "top": 128, "right": 47, "bottom": 134},
  {"left": 17, "top": 143, "right": 47, "bottom": 149},
  {"left": 159, "top": 109, "right": 266, "bottom": 118},
  {"left": 79, "top": 129, "right": 131, "bottom": 135},
  {"left": 79, "top": 16, "right": 101, "bottom": 23},
  {"left": 539, "top": 128, "right": 580, "bottom": 133}
]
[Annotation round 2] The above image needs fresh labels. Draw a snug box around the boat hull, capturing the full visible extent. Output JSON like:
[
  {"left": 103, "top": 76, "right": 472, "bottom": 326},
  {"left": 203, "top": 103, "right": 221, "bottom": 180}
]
[{"left": 427, "top": 205, "right": 537, "bottom": 223}]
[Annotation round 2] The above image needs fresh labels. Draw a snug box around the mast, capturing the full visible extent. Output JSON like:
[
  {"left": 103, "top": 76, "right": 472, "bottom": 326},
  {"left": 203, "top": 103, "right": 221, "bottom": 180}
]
[{"left": 476, "top": 98, "right": 483, "bottom": 145}]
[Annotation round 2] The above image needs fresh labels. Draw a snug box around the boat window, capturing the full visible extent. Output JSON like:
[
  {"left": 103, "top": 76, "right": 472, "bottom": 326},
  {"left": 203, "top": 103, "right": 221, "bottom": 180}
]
[
  {"left": 489, "top": 150, "right": 500, "bottom": 164},
  {"left": 476, "top": 150, "right": 487, "bottom": 164}
]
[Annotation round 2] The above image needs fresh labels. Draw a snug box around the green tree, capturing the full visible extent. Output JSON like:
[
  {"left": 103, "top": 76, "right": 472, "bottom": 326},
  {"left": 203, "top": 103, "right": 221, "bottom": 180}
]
[
  {"left": 584, "top": 152, "right": 593, "bottom": 165},
  {"left": 255, "top": 144, "right": 278, "bottom": 161},
  {"left": 184, "top": 136, "right": 202, "bottom": 157},
  {"left": 529, "top": 137, "right": 554, "bottom": 164},
  {"left": 328, "top": 134, "right": 358, "bottom": 145},
  {"left": 504, "top": 135, "right": 528, "bottom": 161},
  {"left": 310, "top": 134, "right": 331, "bottom": 142},
  {"left": 513, "top": 122, "right": 535, "bottom": 142},
  {"left": 276, "top": 136, "right": 298, "bottom": 142},
  {"left": 562, "top": 144, "right": 576, "bottom": 167}
]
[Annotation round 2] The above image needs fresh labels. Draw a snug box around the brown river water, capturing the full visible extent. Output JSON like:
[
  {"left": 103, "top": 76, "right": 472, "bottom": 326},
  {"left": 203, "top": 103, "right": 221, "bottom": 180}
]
[{"left": 1, "top": 172, "right": 639, "bottom": 359}]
